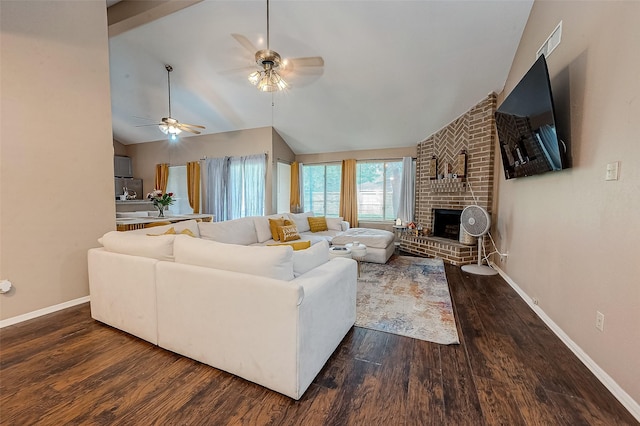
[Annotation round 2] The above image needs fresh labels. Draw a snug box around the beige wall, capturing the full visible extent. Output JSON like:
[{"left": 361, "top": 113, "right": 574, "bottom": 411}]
[
  {"left": 296, "top": 146, "right": 416, "bottom": 165},
  {"left": 0, "top": 1, "right": 114, "bottom": 319},
  {"left": 124, "top": 127, "right": 283, "bottom": 214},
  {"left": 271, "top": 129, "right": 296, "bottom": 214},
  {"left": 113, "top": 139, "right": 128, "bottom": 156},
  {"left": 494, "top": 1, "right": 640, "bottom": 403}
]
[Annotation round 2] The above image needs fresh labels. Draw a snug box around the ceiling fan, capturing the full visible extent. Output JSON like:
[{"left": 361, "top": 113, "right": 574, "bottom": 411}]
[
  {"left": 142, "top": 64, "right": 205, "bottom": 140},
  {"left": 232, "top": 0, "right": 324, "bottom": 92}
]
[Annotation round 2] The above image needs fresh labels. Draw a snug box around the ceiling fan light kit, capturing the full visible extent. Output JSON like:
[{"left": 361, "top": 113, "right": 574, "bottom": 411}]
[
  {"left": 248, "top": 49, "right": 288, "bottom": 92},
  {"left": 154, "top": 64, "right": 205, "bottom": 141}
]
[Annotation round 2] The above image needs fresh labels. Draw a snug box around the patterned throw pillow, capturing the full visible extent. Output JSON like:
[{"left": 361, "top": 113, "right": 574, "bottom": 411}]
[
  {"left": 278, "top": 224, "right": 301, "bottom": 242},
  {"left": 307, "top": 216, "right": 328, "bottom": 233}
]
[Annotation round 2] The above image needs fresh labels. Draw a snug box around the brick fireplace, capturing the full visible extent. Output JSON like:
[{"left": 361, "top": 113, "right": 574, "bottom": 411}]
[{"left": 400, "top": 94, "right": 496, "bottom": 266}]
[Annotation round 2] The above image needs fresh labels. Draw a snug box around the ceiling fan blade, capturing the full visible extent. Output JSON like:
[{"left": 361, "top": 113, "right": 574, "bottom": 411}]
[
  {"left": 288, "top": 56, "right": 324, "bottom": 68},
  {"left": 232, "top": 33, "right": 258, "bottom": 56},
  {"left": 180, "top": 127, "right": 202, "bottom": 135},
  {"left": 135, "top": 123, "right": 162, "bottom": 127},
  {"left": 180, "top": 123, "right": 206, "bottom": 129}
]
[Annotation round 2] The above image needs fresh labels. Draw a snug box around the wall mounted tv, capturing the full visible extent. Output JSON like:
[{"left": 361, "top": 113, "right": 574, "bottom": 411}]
[{"left": 495, "top": 55, "right": 569, "bottom": 180}]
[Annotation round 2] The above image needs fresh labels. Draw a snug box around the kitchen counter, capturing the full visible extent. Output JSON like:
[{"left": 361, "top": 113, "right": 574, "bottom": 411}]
[{"left": 116, "top": 214, "right": 214, "bottom": 231}]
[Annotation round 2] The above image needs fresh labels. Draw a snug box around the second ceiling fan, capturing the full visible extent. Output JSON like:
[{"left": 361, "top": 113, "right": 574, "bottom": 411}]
[{"left": 233, "top": 0, "right": 324, "bottom": 92}]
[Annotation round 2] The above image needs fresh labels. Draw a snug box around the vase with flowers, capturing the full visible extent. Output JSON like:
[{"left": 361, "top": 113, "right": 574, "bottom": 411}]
[{"left": 147, "top": 189, "right": 174, "bottom": 218}]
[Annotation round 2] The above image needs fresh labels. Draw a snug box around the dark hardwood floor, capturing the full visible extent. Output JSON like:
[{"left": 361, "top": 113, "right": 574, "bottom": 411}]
[{"left": 1, "top": 259, "right": 637, "bottom": 425}]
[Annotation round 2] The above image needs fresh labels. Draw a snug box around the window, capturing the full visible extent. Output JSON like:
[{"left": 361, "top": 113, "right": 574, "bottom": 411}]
[
  {"left": 166, "top": 165, "right": 193, "bottom": 215},
  {"left": 302, "top": 163, "right": 341, "bottom": 217},
  {"left": 356, "top": 160, "right": 402, "bottom": 221}
]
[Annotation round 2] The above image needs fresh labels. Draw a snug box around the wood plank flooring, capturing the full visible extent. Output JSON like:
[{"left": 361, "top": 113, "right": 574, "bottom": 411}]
[{"left": 1, "top": 260, "right": 637, "bottom": 425}]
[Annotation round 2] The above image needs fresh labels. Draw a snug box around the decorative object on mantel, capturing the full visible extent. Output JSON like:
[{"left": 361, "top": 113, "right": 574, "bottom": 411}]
[
  {"left": 456, "top": 149, "right": 467, "bottom": 177},
  {"left": 147, "top": 189, "right": 174, "bottom": 218},
  {"left": 428, "top": 155, "right": 438, "bottom": 179}
]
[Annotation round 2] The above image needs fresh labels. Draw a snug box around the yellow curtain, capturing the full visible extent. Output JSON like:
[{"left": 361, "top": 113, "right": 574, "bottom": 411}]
[
  {"left": 154, "top": 163, "right": 169, "bottom": 193},
  {"left": 289, "top": 161, "right": 300, "bottom": 213},
  {"left": 339, "top": 159, "right": 358, "bottom": 227},
  {"left": 187, "top": 161, "right": 201, "bottom": 214}
]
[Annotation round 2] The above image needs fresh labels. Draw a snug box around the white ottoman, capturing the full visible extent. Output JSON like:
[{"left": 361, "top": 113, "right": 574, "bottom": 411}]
[{"left": 331, "top": 228, "right": 395, "bottom": 264}]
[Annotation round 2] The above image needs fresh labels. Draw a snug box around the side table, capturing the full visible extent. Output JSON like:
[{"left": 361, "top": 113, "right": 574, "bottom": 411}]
[
  {"left": 345, "top": 243, "right": 367, "bottom": 277},
  {"left": 392, "top": 225, "right": 407, "bottom": 254},
  {"left": 329, "top": 246, "right": 352, "bottom": 259}
]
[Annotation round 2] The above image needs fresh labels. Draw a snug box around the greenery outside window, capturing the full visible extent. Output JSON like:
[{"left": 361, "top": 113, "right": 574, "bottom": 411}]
[
  {"left": 356, "top": 160, "right": 402, "bottom": 221},
  {"left": 302, "top": 163, "right": 341, "bottom": 217}
]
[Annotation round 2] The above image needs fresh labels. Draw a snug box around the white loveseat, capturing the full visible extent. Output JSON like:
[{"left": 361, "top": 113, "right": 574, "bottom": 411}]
[{"left": 88, "top": 220, "right": 357, "bottom": 400}]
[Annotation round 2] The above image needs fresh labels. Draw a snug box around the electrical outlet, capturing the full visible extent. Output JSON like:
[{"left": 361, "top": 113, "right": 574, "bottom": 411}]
[
  {"left": 532, "top": 297, "right": 539, "bottom": 306},
  {"left": 499, "top": 252, "right": 509, "bottom": 263},
  {"left": 595, "top": 311, "right": 605, "bottom": 332}
]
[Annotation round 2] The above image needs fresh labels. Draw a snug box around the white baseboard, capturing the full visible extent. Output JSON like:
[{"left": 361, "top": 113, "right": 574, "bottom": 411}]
[
  {"left": 490, "top": 262, "right": 640, "bottom": 422},
  {"left": 0, "top": 296, "right": 90, "bottom": 329}
]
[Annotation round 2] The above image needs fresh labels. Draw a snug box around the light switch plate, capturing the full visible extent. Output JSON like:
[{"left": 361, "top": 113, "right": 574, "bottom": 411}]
[{"left": 605, "top": 161, "right": 620, "bottom": 181}]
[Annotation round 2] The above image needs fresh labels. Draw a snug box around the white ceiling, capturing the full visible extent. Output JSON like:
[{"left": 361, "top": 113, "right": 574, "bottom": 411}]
[{"left": 109, "top": 1, "right": 533, "bottom": 154}]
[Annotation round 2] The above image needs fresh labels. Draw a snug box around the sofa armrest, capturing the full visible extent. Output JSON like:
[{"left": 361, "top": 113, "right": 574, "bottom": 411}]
[
  {"left": 88, "top": 248, "right": 159, "bottom": 344},
  {"left": 155, "top": 262, "right": 304, "bottom": 399},
  {"left": 293, "top": 257, "right": 357, "bottom": 393}
]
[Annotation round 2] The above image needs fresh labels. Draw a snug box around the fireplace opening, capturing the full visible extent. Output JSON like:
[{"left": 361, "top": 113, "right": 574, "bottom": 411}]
[{"left": 433, "top": 209, "right": 463, "bottom": 241}]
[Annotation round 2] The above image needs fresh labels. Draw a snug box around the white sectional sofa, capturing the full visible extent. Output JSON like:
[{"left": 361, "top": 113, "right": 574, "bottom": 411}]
[
  {"left": 88, "top": 220, "right": 357, "bottom": 400},
  {"left": 198, "top": 212, "right": 395, "bottom": 264}
]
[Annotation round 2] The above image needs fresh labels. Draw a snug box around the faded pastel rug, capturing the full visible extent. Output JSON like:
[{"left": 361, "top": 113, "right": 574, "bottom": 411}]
[{"left": 356, "top": 256, "right": 460, "bottom": 345}]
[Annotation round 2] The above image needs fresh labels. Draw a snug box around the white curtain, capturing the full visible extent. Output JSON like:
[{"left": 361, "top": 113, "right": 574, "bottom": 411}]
[
  {"left": 203, "top": 153, "right": 266, "bottom": 221},
  {"left": 242, "top": 153, "right": 266, "bottom": 217},
  {"left": 396, "top": 156, "right": 415, "bottom": 223},
  {"left": 203, "top": 157, "right": 228, "bottom": 222}
]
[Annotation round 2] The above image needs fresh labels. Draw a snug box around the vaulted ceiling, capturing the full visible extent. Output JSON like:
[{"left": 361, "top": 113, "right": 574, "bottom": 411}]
[{"left": 108, "top": 0, "right": 533, "bottom": 154}]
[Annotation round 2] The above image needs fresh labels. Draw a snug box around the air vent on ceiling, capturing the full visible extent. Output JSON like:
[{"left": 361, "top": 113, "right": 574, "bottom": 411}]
[{"left": 537, "top": 21, "right": 562, "bottom": 59}]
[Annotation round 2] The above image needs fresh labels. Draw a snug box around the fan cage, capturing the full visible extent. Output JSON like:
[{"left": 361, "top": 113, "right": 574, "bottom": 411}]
[{"left": 460, "top": 206, "right": 490, "bottom": 237}]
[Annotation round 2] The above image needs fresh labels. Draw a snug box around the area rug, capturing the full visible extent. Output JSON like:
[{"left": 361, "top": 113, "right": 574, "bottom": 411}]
[{"left": 356, "top": 256, "right": 460, "bottom": 345}]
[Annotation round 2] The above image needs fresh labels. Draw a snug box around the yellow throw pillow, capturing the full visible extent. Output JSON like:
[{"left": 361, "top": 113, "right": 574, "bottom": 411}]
[
  {"left": 179, "top": 228, "right": 196, "bottom": 237},
  {"left": 268, "top": 217, "right": 286, "bottom": 241},
  {"left": 308, "top": 216, "right": 328, "bottom": 232},
  {"left": 278, "top": 224, "right": 301, "bottom": 242},
  {"left": 267, "top": 240, "right": 311, "bottom": 251},
  {"left": 147, "top": 226, "right": 176, "bottom": 236},
  {"left": 147, "top": 227, "right": 195, "bottom": 237}
]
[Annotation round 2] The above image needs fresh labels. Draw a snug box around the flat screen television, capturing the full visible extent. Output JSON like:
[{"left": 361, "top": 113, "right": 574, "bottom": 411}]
[{"left": 495, "top": 55, "right": 569, "bottom": 180}]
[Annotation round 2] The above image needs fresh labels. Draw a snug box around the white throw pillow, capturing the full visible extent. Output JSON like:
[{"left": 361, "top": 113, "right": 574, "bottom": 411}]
[
  {"left": 253, "top": 214, "right": 284, "bottom": 243},
  {"left": 198, "top": 217, "right": 258, "bottom": 245},
  {"left": 326, "top": 217, "right": 344, "bottom": 231},
  {"left": 287, "top": 212, "right": 314, "bottom": 233},
  {"left": 100, "top": 231, "right": 175, "bottom": 261},
  {"left": 173, "top": 235, "right": 294, "bottom": 281},
  {"left": 292, "top": 239, "right": 330, "bottom": 277}
]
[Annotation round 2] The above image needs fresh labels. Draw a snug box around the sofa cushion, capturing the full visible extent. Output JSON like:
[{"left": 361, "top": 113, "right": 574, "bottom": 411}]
[
  {"left": 100, "top": 231, "right": 175, "bottom": 261},
  {"left": 292, "top": 240, "right": 330, "bottom": 277},
  {"left": 267, "top": 240, "right": 311, "bottom": 251},
  {"left": 326, "top": 217, "right": 344, "bottom": 231},
  {"left": 308, "top": 216, "right": 328, "bottom": 233},
  {"left": 254, "top": 214, "right": 285, "bottom": 243},
  {"left": 278, "top": 224, "right": 301, "bottom": 242},
  {"left": 173, "top": 235, "right": 294, "bottom": 281},
  {"left": 198, "top": 217, "right": 258, "bottom": 245},
  {"left": 287, "top": 212, "right": 314, "bottom": 233}
]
